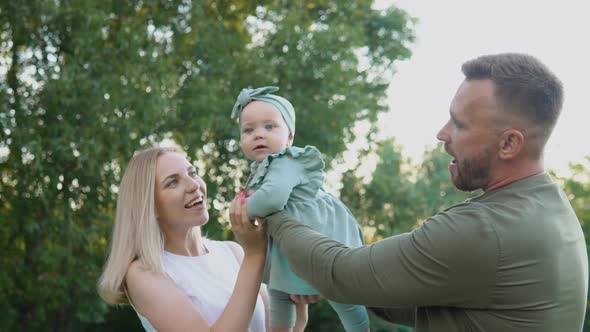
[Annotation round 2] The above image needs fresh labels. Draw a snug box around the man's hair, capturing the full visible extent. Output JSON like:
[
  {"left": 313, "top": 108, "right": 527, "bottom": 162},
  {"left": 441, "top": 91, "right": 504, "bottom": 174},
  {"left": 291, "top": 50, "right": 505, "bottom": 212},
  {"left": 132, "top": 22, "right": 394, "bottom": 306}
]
[{"left": 462, "top": 53, "right": 564, "bottom": 143}]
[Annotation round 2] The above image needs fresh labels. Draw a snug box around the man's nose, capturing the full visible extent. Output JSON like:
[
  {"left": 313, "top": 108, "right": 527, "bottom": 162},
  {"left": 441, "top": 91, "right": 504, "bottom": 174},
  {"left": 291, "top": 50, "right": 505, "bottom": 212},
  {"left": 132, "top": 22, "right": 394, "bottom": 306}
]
[{"left": 436, "top": 121, "right": 450, "bottom": 142}]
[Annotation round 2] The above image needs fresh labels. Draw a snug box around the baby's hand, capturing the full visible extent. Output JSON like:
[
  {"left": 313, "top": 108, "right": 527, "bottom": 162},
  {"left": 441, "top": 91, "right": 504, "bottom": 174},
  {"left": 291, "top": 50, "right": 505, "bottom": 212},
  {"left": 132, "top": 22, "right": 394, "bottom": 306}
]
[
  {"left": 232, "top": 188, "right": 262, "bottom": 225},
  {"left": 235, "top": 186, "right": 253, "bottom": 197},
  {"left": 229, "top": 191, "right": 267, "bottom": 255}
]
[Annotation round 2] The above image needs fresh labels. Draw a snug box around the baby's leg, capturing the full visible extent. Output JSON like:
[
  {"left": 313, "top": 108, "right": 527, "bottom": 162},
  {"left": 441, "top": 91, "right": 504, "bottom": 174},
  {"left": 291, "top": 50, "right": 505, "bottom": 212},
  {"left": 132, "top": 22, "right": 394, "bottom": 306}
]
[
  {"left": 329, "top": 300, "right": 370, "bottom": 332},
  {"left": 269, "top": 288, "right": 296, "bottom": 331}
]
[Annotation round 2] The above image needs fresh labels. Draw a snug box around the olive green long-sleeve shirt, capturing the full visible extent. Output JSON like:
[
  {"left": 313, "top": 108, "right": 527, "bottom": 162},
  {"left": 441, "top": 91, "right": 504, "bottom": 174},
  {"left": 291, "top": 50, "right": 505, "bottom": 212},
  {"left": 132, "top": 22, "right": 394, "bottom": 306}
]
[{"left": 265, "top": 174, "right": 588, "bottom": 331}]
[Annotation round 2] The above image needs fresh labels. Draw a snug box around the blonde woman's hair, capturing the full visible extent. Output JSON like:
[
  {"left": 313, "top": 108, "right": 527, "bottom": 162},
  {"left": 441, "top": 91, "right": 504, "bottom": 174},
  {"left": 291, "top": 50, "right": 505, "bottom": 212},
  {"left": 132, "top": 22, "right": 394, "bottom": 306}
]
[{"left": 97, "top": 145, "right": 201, "bottom": 305}]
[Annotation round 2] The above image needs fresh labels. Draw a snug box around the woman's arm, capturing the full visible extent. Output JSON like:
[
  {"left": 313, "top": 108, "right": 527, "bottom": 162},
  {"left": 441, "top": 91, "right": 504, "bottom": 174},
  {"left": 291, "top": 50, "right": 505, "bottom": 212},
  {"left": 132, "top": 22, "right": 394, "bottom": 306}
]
[
  {"left": 125, "top": 193, "right": 267, "bottom": 332},
  {"left": 260, "top": 284, "right": 271, "bottom": 331},
  {"left": 226, "top": 240, "right": 270, "bottom": 331},
  {"left": 229, "top": 238, "right": 316, "bottom": 332},
  {"left": 126, "top": 260, "right": 212, "bottom": 331},
  {"left": 126, "top": 256, "right": 264, "bottom": 332}
]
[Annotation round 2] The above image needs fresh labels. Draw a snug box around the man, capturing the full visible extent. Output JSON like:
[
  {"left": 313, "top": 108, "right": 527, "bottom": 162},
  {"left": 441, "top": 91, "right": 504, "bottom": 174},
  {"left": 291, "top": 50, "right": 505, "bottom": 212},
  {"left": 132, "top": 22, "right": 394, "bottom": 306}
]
[{"left": 232, "top": 53, "right": 588, "bottom": 331}]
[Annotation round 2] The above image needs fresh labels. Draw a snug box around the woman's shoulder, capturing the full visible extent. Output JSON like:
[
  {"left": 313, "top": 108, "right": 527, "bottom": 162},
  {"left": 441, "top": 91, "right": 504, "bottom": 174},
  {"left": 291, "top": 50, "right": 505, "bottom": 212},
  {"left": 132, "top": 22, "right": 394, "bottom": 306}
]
[
  {"left": 126, "top": 259, "right": 165, "bottom": 286},
  {"left": 125, "top": 259, "right": 175, "bottom": 311},
  {"left": 127, "top": 259, "right": 147, "bottom": 279},
  {"left": 223, "top": 241, "right": 244, "bottom": 263}
]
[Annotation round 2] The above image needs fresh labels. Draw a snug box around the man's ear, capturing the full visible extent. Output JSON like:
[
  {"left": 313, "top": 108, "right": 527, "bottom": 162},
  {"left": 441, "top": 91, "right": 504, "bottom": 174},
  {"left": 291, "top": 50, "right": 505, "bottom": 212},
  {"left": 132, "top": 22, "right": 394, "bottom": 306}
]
[{"left": 498, "top": 129, "right": 524, "bottom": 160}]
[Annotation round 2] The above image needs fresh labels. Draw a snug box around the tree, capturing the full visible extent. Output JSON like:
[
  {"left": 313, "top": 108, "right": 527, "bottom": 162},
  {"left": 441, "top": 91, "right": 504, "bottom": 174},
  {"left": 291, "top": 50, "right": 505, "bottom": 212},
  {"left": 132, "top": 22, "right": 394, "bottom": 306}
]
[
  {"left": 337, "top": 140, "right": 476, "bottom": 331},
  {"left": 340, "top": 139, "right": 418, "bottom": 241},
  {"left": 551, "top": 158, "right": 590, "bottom": 331},
  {"left": 0, "top": 1, "right": 415, "bottom": 330},
  {"left": 340, "top": 141, "right": 476, "bottom": 243},
  {"left": 414, "top": 144, "right": 481, "bottom": 219}
]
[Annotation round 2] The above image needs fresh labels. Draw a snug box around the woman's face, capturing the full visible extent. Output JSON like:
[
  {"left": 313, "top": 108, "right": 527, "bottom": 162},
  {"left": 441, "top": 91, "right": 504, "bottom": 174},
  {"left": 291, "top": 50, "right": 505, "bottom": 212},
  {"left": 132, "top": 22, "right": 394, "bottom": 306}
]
[{"left": 154, "top": 152, "right": 209, "bottom": 229}]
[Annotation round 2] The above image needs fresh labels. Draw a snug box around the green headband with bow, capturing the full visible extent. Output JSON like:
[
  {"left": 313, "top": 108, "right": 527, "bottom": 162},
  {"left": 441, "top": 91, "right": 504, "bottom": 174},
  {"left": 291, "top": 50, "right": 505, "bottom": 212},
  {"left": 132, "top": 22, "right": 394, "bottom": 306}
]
[{"left": 230, "top": 86, "right": 296, "bottom": 136}]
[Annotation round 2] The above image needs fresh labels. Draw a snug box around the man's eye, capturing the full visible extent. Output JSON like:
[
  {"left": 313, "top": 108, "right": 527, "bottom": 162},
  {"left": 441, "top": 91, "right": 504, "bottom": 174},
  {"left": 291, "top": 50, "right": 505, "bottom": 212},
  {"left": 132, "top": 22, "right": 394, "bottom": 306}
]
[{"left": 189, "top": 170, "right": 198, "bottom": 178}]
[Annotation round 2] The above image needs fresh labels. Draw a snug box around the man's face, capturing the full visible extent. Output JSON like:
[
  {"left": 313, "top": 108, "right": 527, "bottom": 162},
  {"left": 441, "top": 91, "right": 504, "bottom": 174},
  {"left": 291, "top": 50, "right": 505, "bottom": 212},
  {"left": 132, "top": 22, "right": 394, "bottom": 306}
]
[{"left": 436, "top": 79, "right": 501, "bottom": 192}]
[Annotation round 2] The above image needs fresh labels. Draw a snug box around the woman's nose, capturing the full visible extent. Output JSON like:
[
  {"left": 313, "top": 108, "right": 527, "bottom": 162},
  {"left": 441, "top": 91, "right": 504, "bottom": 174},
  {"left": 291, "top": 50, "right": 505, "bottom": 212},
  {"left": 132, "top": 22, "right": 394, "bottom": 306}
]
[{"left": 187, "top": 178, "right": 200, "bottom": 193}]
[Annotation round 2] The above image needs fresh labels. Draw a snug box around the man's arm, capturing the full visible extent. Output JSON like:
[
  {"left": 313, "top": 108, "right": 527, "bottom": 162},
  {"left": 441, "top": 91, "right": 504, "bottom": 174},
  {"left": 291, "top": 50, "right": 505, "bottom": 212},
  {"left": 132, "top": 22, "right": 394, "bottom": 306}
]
[
  {"left": 369, "top": 307, "right": 416, "bottom": 327},
  {"left": 264, "top": 206, "right": 498, "bottom": 309}
]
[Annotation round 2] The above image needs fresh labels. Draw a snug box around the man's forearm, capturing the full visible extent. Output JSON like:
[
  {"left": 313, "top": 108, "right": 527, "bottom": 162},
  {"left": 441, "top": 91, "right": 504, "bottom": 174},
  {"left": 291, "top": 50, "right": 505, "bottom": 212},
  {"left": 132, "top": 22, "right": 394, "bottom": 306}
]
[{"left": 369, "top": 307, "right": 415, "bottom": 327}]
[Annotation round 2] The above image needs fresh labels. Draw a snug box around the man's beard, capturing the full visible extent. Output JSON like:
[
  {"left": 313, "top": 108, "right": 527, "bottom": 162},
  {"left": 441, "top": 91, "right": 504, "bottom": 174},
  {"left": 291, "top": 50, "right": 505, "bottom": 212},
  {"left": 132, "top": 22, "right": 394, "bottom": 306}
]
[{"left": 452, "top": 150, "right": 491, "bottom": 192}]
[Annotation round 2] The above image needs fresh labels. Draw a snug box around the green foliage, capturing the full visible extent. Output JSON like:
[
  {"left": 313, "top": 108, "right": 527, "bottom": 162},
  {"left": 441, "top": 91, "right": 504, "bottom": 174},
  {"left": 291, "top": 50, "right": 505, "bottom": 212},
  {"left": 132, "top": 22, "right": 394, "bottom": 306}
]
[
  {"left": 340, "top": 141, "right": 479, "bottom": 242},
  {"left": 550, "top": 158, "right": 590, "bottom": 331},
  {"left": 0, "top": 0, "right": 415, "bottom": 331},
  {"left": 3, "top": 0, "right": 586, "bottom": 330},
  {"left": 414, "top": 144, "right": 481, "bottom": 218},
  {"left": 339, "top": 142, "right": 590, "bottom": 330},
  {"left": 334, "top": 141, "right": 480, "bottom": 331}
]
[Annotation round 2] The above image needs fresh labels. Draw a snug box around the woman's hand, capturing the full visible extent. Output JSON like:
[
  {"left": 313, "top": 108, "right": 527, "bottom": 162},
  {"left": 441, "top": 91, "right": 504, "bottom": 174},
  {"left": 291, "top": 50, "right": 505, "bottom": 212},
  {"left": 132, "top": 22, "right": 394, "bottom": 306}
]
[{"left": 229, "top": 191, "right": 266, "bottom": 257}]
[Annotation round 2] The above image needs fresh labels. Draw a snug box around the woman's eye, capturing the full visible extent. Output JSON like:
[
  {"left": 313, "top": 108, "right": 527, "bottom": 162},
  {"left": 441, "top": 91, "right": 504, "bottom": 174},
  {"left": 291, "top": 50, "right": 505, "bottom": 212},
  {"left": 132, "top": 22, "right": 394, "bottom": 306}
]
[{"left": 166, "top": 179, "right": 177, "bottom": 187}]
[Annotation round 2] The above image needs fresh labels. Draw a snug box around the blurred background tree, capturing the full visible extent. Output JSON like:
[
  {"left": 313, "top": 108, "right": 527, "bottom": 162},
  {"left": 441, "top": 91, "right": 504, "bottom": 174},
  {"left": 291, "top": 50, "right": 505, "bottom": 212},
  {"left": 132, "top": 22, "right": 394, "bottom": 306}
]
[
  {"left": 0, "top": 0, "right": 416, "bottom": 331},
  {"left": 551, "top": 158, "right": 590, "bottom": 332},
  {"left": 1, "top": 0, "right": 587, "bottom": 331}
]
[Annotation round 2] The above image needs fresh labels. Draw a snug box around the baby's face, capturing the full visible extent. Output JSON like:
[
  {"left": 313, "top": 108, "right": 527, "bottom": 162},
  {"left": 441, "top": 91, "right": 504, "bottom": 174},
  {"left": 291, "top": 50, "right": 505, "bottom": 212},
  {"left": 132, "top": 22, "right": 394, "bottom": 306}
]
[{"left": 240, "top": 100, "right": 293, "bottom": 162}]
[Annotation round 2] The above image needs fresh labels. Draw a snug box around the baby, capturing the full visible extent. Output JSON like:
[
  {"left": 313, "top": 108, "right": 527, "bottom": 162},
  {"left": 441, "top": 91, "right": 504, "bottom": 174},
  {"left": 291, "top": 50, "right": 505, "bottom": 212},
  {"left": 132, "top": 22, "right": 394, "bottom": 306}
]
[{"left": 231, "top": 86, "right": 369, "bottom": 332}]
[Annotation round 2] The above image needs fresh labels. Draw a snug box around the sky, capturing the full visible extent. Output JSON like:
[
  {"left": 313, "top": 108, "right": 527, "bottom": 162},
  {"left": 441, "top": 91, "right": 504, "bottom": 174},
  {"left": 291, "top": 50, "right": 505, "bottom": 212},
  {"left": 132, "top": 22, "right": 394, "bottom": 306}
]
[{"left": 372, "top": 0, "right": 590, "bottom": 176}]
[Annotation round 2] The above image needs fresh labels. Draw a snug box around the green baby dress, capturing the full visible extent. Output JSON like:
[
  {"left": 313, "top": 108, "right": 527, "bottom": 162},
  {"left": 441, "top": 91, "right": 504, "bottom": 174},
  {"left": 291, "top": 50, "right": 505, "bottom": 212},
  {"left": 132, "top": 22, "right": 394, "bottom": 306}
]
[{"left": 245, "top": 145, "right": 364, "bottom": 294}]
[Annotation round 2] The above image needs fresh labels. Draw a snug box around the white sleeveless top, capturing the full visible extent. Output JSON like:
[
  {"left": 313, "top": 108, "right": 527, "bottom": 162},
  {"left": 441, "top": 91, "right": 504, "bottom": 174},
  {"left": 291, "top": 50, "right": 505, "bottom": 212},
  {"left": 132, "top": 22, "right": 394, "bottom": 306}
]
[{"left": 134, "top": 239, "right": 266, "bottom": 332}]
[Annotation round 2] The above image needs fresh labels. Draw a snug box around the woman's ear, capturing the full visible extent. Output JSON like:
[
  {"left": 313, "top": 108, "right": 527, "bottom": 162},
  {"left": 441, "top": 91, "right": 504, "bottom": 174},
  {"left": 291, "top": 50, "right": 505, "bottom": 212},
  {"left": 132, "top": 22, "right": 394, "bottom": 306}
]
[{"left": 498, "top": 129, "right": 524, "bottom": 160}]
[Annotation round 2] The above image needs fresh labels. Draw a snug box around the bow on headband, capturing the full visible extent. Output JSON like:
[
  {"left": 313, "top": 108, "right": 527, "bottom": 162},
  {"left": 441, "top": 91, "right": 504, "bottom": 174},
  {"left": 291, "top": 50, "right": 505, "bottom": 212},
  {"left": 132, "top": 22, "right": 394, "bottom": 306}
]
[
  {"left": 230, "top": 86, "right": 296, "bottom": 135},
  {"left": 230, "top": 86, "right": 280, "bottom": 120}
]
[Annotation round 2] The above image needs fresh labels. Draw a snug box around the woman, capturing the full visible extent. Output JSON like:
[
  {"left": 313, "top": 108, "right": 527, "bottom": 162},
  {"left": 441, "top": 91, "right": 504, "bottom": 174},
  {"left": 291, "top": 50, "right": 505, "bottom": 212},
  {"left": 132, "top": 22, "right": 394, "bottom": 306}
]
[{"left": 97, "top": 145, "right": 306, "bottom": 331}]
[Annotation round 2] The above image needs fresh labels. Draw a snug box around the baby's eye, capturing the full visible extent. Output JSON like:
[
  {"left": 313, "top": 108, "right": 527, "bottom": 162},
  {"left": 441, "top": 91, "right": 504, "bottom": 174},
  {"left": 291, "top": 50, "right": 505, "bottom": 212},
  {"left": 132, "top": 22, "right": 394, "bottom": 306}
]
[
  {"left": 265, "top": 124, "right": 274, "bottom": 130},
  {"left": 243, "top": 128, "right": 253, "bottom": 134}
]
